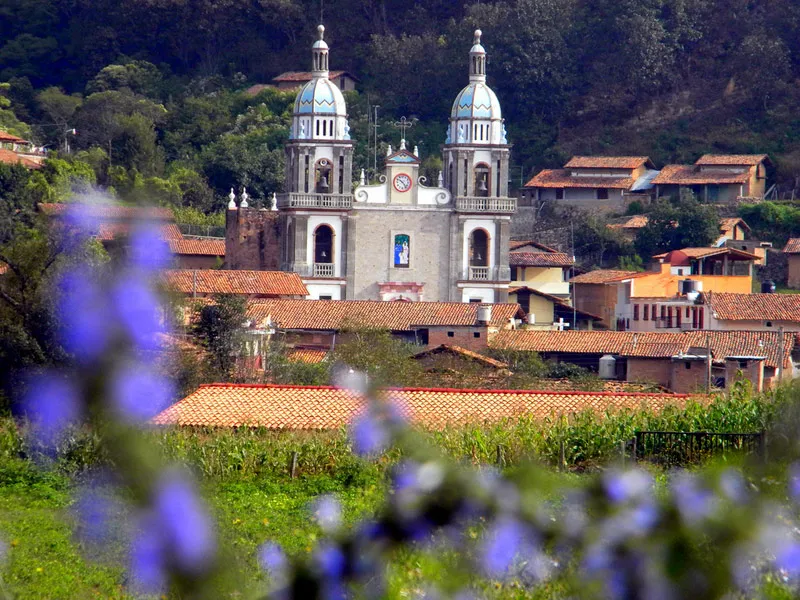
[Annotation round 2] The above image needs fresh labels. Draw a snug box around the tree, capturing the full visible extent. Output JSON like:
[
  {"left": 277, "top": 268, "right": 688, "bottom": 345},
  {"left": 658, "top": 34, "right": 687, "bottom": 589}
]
[
  {"left": 36, "top": 87, "right": 82, "bottom": 149},
  {"left": 85, "top": 61, "right": 163, "bottom": 98},
  {"left": 634, "top": 195, "right": 720, "bottom": 258},
  {"left": 192, "top": 294, "right": 247, "bottom": 380}
]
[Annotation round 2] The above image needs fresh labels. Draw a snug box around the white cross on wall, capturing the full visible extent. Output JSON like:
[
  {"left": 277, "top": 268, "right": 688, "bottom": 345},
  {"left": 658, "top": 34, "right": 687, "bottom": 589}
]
[{"left": 553, "top": 317, "right": 571, "bottom": 331}]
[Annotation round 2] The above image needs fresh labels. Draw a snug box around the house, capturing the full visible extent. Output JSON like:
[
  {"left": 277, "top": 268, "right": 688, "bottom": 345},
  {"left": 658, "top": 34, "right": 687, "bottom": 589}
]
[
  {"left": 606, "top": 215, "right": 650, "bottom": 242},
  {"left": 490, "top": 329, "right": 800, "bottom": 393},
  {"left": 167, "top": 239, "right": 225, "bottom": 269},
  {"left": 411, "top": 344, "right": 511, "bottom": 386},
  {"left": 652, "top": 154, "right": 770, "bottom": 202},
  {"left": 783, "top": 238, "right": 800, "bottom": 288},
  {"left": 573, "top": 247, "right": 758, "bottom": 330},
  {"left": 509, "top": 286, "right": 600, "bottom": 330},
  {"left": 522, "top": 156, "right": 659, "bottom": 212},
  {"left": 0, "top": 130, "right": 45, "bottom": 169},
  {"left": 151, "top": 382, "right": 693, "bottom": 429},
  {"left": 162, "top": 269, "right": 308, "bottom": 300},
  {"left": 242, "top": 299, "right": 523, "bottom": 353},
  {"left": 508, "top": 240, "right": 573, "bottom": 297},
  {"left": 271, "top": 70, "right": 358, "bottom": 92}
]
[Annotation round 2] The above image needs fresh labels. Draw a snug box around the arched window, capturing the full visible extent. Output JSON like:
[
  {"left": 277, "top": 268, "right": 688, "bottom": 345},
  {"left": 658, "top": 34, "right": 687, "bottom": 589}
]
[
  {"left": 469, "top": 229, "right": 489, "bottom": 266},
  {"left": 474, "top": 163, "right": 490, "bottom": 197},
  {"left": 315, "top": 159, "right": 332, "bottom": 193},
  {"left": 314, "top": 225, "right": 333, "bottom": 263}
]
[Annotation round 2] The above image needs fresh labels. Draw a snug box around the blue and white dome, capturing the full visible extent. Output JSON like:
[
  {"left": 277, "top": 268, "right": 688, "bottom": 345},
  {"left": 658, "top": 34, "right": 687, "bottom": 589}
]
[
  {"left": 451, "top": 82, "right": 502, "bottom": 120},
  {"left": 446, "top": 30, "right": 507, "bottom": 147},
  {"left": 294, "top": 78, "right": 347, "bottom": 117},
  {"left": 290, "top": 25, "right": 351, "bottom": 142}
]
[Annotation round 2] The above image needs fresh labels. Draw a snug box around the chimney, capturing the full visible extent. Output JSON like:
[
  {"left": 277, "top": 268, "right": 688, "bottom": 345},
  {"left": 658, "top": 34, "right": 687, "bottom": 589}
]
[{"left": 477, "top": 304, "right": 492, "bottom": 326}]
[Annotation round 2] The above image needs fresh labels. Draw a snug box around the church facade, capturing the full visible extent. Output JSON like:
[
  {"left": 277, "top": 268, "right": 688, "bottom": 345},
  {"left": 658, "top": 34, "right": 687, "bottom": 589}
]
[{"left": 226, "top": 26, "right": 516, "bottom": 303}]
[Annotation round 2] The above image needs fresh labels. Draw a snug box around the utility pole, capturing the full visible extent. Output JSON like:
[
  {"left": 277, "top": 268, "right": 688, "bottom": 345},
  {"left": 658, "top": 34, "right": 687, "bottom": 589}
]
[
  {"left": 706, "top": 333, "right": 712, "bottom": 393},
  {"left": 372, "top": 105, "right": 380, "bottom": 180},
  {"left": 778, "top": 326, "right": 785, "bottom": 384}
]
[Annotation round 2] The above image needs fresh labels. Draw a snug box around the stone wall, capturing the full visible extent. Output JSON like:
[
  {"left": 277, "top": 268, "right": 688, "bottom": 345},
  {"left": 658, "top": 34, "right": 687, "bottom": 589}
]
[{"left": 225, "top": 208, "right": 281, "bottom": 271}]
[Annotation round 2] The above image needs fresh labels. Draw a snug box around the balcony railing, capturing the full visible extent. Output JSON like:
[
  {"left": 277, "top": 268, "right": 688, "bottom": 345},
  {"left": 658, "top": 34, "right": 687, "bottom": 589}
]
[
  {"left": 469, "top": 266, "right": 490, "bottom": 280},
  {"left": 312, "top": 263, "right": 335, "bottom": 277},
  {"left": 462, "top": 266, "right": 511, "bottom": 281},
  {"left": 277, "top": 193, "right": 353, "bottom": 209},
  {"left": 455, "top": 196, "right": 517, "bottom": 213}
]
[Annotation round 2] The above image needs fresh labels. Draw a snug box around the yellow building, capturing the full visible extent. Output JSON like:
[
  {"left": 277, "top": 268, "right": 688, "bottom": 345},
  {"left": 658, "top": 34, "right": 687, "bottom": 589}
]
[{"left": 508, "top": 241, "right": 573, "bottom": 298}]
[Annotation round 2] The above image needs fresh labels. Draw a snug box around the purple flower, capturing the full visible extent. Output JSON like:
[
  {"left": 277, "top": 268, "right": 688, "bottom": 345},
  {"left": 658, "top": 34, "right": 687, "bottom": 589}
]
[
  {"left": 776, "top": 541, "right": 800, "bottom": 577},
  {"left": 314, "top": 543, "right": 346, "bottom": 579},
  {"left": 130, "top": 516, "right": 165, "bottom": 595},
  {"left": 111, "top": 366, "right": 174, "bottom": 422},
  {"left": 73, "top": 488, "right": 118, "bottom": 548},
  {"left": 719, "top": 469, "right": 748, "bottom": 504},
  {"left": 111, "top": 273, "right": 164, "bottom": 351},
  {"left": 604, "top": 469, "right": 652, "bottom": 504},
  {"left": 349, "top": 411, "right": 388, "bottom": 457},
  {"left": 154, "top": 473, "right": 215, "bottom": 571},
  {"left": 671, "top": 472, "right": 718, "bottom": 524},
  {"left": 258, "top": 542, "right": 287, "bottom": 574},
  {"left": 788, "top": 462, "right": 800, "bottom": 503},
  {"left": 24, "top": 374, "right": 81, "bottom": 445},
  {"left": 64, "top": 204, "right": 99, "bottom": 237},
  {"left": 480, "top": 516, "right": 525, "bottom": 579},
  {"left": 312, "top": 495, "right": 342, "bottom": 533},
  {"left": 129, "top": 225, "right": 171, "bottom": 272},
  {"left": 58, "top": 269, "right": 110, "bottom": 363}
]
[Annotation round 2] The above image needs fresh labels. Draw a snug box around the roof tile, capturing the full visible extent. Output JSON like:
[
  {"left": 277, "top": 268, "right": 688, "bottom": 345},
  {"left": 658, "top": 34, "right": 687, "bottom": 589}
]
[
  {"left": 569, "top": 270, "right": 646, "bottom": 284},
  {"left": 702, "top": 292, "right": 800, "bottom": 322},
  {"left": 564, "top": 156, "right": 652, "bottom": 169},
  {"left": 783, "top": 238, "right": 800, "bottom": 254},
  {"left": 695, "top": 154, "right": 768, "bottom": 166},
  {"left": 652, "top": 165, "right": 750, "bottom": 186},
  {"left": 525, "top": 169, "right": 634, "bottom": 190},
  {"left": 168, "top": 239, "right": 226, "bottom": 256},
  {"left": 163, "top": 270, "right": 308, "bottom": 296},
  {"left": 509, "top": 251, "right": 574, "bottom": 267}
]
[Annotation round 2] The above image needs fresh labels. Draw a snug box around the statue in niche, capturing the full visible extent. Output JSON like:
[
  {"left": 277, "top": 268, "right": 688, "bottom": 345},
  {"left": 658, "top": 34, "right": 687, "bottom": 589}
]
[
  {"left": 501, "top": 123, "right": 508, "bottom": 144},
  {"left": 343, "top": 122, "right": 351, "bottom": 140},
  {"left": 457, "top": 124, "right": 466, "bottom": 143},
  {"left": 394, "top": 234, "right": 410, "bottom": 268},
  {"left": 299, "top": 121, "right": 306, "bottom": 139}
]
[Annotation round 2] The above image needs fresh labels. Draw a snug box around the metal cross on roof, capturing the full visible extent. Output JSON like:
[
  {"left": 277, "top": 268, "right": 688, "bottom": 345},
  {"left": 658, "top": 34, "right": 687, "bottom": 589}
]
[{"left": 393, "top": 116, "right": 416, "bottom": 142}]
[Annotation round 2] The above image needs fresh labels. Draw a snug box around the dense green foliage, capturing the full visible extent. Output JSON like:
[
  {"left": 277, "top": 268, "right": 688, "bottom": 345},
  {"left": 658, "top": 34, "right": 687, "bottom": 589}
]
[
  {"left": 634, "top": 194, "right": 720, "bottom": 257},
  {"left": 3, "top": 0, "right": 800, "bottom": 209}
]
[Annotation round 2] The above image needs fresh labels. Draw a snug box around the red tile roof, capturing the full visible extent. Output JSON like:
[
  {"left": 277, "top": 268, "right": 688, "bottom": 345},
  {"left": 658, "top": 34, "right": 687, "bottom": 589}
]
[
  {"left": 607, "top": 215, "right": 649, "bottom": 231},
  {"left": 702, "top": 292, "right": 800, "bottom": 322},
  {"left": 287, "top": 348, "right": 329, "bottom": 364},
  {"left": 0, "top": 131, "right": 28, "bottom": 143},
  {"left": 651, "top": 165, "right": 750, "bottom": 186},
  {"left": 509, "top": 251, "right": 574, "bottom": 267},
  {"left": 38, "top": 203, "right": 175, "bottom": 220},
  {"left": 564, "top": 156, "right": 653, "bottom": 170},
  {"left": 569, "top": 270, "right": 647, "bottom": 284},
  {"left": 96, "top": 223, "right": 184, "bottom": 241},
  {"left": 151, "top": 383, "right": 692, "bottom": 429},
  {"left": 168, "top": 239, "right": 225, "bottom": 256},
  {"left": 412, "top": 344, "right": 509, "bottom": 369},
  {"left": 272, "top": 70, "right": 351, "bottom": 82},
  {"left": 653, "top": 247, "right": 759, "bottom": 261},
  {"left": 162, "top": 270, "right": 309, "bottom": 297},
  {"left": 524, "top": 169, "right": 634, "bottom": 189},
  {"left": 783, "top": 239, "right": 800, "bottom": 254},
  {"left": 245, "top": 300, "right": 523, "bottom": 331},
  {"left": 695, "top": 154, "right": 768, "bottom": 166},
  {"left": 719, "top": 217, "right": 750, "bottom": 234},
  {"left": 490, "top": 330, "right": 794, "bottom": 368},
  {"left": 509, "top": 240, "right": 560, "bottom": 252},
  {"left": 0, "top": 148, "right": 40, "bottom": 169}
]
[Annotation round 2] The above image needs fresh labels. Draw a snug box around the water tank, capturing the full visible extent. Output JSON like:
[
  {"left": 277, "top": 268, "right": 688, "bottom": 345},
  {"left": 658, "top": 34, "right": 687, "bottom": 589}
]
[
  {"left": 599, "top": 354, "right": 617, "bottom": 380},
  {"left": 527, "top": 313, "right": 536, "bottom": 325},
  {"left": 761, "top": 280, "right": 776, "bottom": 294},
  {"left": 477, "top": 304, "right": 492, "bottom": 325}
]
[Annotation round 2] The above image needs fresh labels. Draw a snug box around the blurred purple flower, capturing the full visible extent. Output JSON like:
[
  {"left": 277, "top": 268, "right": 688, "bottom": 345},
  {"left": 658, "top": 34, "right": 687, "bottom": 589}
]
[
  {"left": 481, "top": 516, "right": 525, "bottom": 579},
  {"left": 671, "top": 472, "right": 718, "bottom": 524},
  {"left": 349, "top": 411, "right": 388, "bottom": 457},
  {"left": 314, "top": 543, "right": 346, "bottom": 579},
  {"left": 111, "top": 273, "right": 165, "bottom": 351},
  {"left": 776, "top": 541, "right": 800, "bottom": 577},
  {"left": 154, "top": 473, "right": 215, "bottom": 571},
  {"left": 788, "top": 462, "right": 800, "bottom": 503},
  {"left": 111, "top": 366, "right": 174, "bottom": 422},
  {"left": 258, "top": 542, "right": 287, "bottom": 574},
  {"left": 24, "top": 374, "right": 81, "bottom": 445},
  {"left": 719, "top": 469, "right": 748, "bottom": 504},
  {"left": 129, "top": 225, "right": 171, "bottom": 272},
  {"left": 628, "top": 500, "right": 659, "bottom": 534},
  {"left": 604, "top": 469, "right": 652, "bottom": 504},
  {"left": 333, "top": 366, "right": 368, "bottom": 395},
  {"left": 58, "top": 269, "right": 110, "bottom": 363},
  {"left": 130, "top": 516, "right": 165, "bottom": 595},
  {"left": 64, "top": 204, "right": 99, "bottom": 237},
  {"left": 73, "top": 488, "right": 117, "bottom": 547},
  {"left": 312, "top": 495, "right": 342, "bottom": 533}
]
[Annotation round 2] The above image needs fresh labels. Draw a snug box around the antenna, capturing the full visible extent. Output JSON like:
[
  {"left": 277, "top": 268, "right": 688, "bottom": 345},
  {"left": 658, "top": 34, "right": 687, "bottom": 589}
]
[{"left": 320, "top": 0, "right": 324, "bottom": 23}]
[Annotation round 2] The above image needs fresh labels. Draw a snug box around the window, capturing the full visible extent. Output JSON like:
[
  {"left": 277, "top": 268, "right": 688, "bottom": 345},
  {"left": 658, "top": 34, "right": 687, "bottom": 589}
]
[
  {"left": 738, "top": 360, "right": 749, "bottom": 369},
  {"left": 633, "top": 304, "right": 640, "bottom": 321},
  {"left": 393, "top": 234, "right": 410, "bottom": 268},
  {"left": 766, "top": 321, "right": 773, "bottom": 327},
  {"left": 474, "top": 163, "right": 490, "bottom": 197},
  {"left": 596, "top": 188, "right": 609, "bottom": 200},
  {"left": 676, "top": 309, "right": 682, "bottom": 328},
  {"left": 314, "top": 225, "right": 333, "bottom": 263},
  {"left": 447, "top": 331, "right": 455, "bottom": 337},
  {"left": 319, "top": 295, "right": 332, "bottom": 300},
  {"left": 651, "top": 304, "right": 657, "bottom": 321},
  {"left": 473, "top": 332, "right": 481, "bottom": 338},
  {"left": 698, "top": 306, "right": 704, "bottom": 329},
  {"left": 469, "top": 229, "right": 489, "bottom": 267},
  {"left": 643, "top": 305, "right": 649, "bottom": 320},
  {"left": 555, "top": 189, "right": 564, "bottom": 200},
  {"left": 685, "top": 362, "right": 691, "bottom": 370},
  {"left": 469, "top": 298, "right": 482, "bottom": 303},
  {"left": 511, "top": 267, "right": 519, "bottom": 281}
]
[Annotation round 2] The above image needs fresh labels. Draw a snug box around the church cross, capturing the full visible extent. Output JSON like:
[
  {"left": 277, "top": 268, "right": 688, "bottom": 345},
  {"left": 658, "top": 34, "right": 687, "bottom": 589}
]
[
  {"left": 393, "top": 116, "right": 415, "bottom": 144},
  {"left": 553, "top": 317, "right": 571, "bottom": 331}
]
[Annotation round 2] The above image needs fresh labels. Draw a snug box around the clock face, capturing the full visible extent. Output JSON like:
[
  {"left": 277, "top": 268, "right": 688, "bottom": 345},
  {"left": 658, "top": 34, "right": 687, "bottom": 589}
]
[{"left": 393, "top": 173, "right": 412, "bottom": 192}]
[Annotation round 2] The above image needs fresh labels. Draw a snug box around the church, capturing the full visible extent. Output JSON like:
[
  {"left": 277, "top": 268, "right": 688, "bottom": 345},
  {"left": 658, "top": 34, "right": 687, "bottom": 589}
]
[{"left": 226, "top": 25, "right": 516, "bottom": 303}]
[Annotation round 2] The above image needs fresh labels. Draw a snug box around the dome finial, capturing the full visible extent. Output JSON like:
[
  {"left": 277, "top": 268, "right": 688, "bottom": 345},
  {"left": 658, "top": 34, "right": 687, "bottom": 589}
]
[
  {"left": 318, "top": 24, "right": 325, "bottom": 40},
  {"left": 474, "top": 29, "right": 482, "bottom": 44}
]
